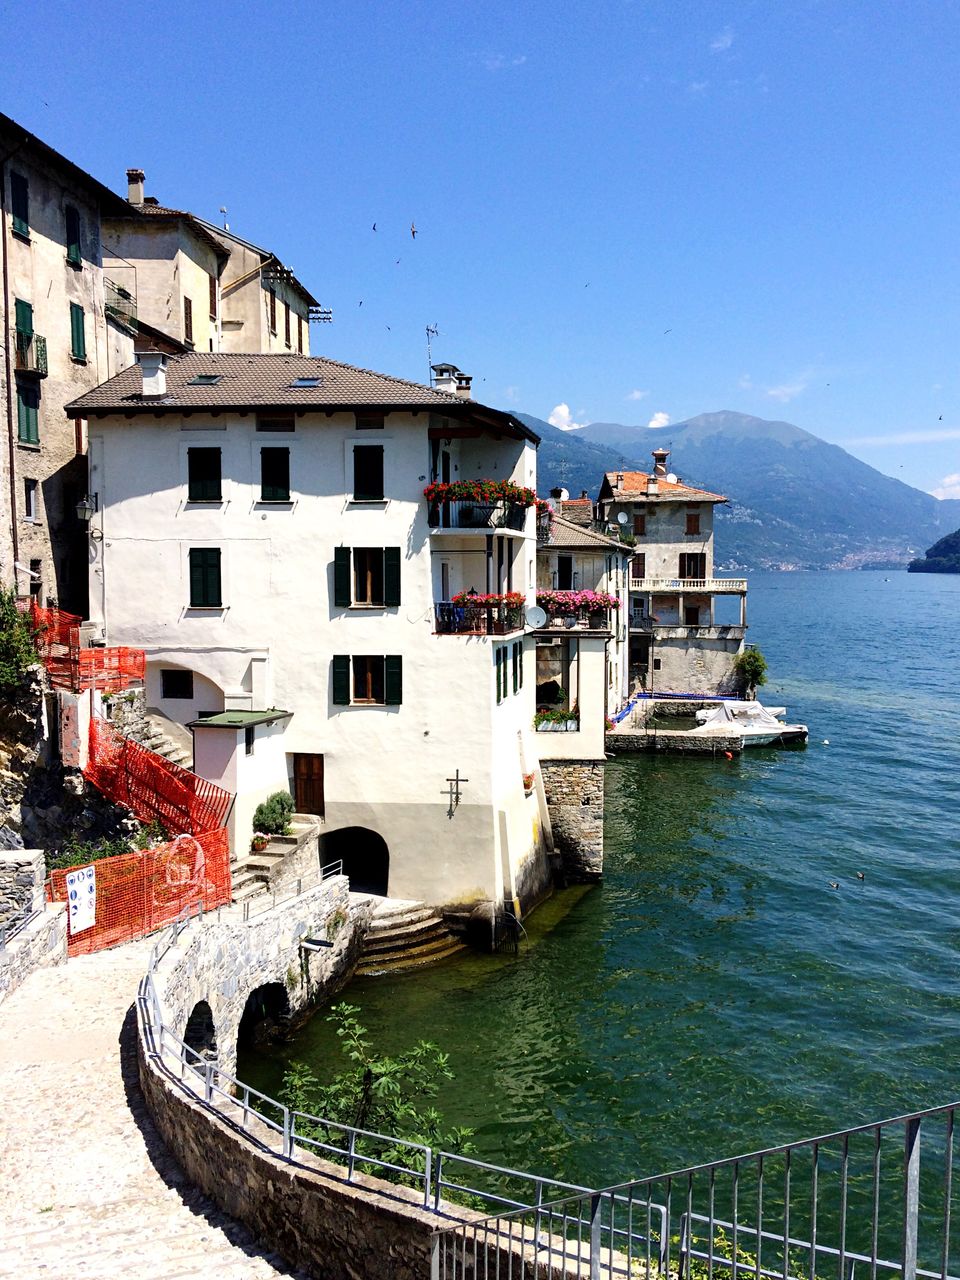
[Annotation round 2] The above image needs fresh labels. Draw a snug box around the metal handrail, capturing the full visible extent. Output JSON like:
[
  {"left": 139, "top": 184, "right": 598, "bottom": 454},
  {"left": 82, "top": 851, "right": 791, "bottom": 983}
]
[{"left": 0, "top": 902, "right": 43, "bottom": 951}]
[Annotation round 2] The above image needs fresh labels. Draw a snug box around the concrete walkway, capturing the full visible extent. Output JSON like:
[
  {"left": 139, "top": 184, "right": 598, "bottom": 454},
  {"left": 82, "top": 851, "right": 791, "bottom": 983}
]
[{"left": 0, "top": 942, "right": 309, "bottom": 1279}]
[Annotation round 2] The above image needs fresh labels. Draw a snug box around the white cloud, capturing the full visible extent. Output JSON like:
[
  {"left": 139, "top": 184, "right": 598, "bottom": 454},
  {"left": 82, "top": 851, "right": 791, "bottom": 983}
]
[
  {"left": 738, "top": 374, "right": 754, "bottom": 390},
  {"left": 931, "top": 472, "right": 960, "bottom": 499},
  {"left": 710, "top": 27, "right": 735, "bottom": 52},
  {"left": 548, "top": 403, "right": 586, "bottom": 432},
  {"left": 849, "top": 427, "right": 960, "bottom": 447},
  {"left": 483, "top": 53, "right": 527, "bottom": 71},
  {"left": 688, "top": 80, "right": 710, "bottom": 95},
  {"left": 647, "top": 411, "right": 671, "bottom": 429},
  {"left": 766, "top": 380, "right": 807, "bottom": 404},
  {"left": 627, "top": 388, "right": 649, "bottom": 402}
]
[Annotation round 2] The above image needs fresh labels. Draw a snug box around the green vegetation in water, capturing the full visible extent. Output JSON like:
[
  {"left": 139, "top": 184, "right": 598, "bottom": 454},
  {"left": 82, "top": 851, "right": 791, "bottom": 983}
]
[
  {"left": 280, "top": 1003, "right": 475, "bottom": 1189},
  {"left": 733, "top": 646, "right": 768, "bottom": 694},
  {"left": 0, "top": 588, "right": 38, "bottom": 696},
  {"left": 252, "top": 790, "right": 295, "bottom": 835}
]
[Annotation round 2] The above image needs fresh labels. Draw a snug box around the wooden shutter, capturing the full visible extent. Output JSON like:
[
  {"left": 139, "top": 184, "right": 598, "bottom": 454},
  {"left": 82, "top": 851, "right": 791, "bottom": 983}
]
[
  {"left": 10, "top": 173, "right": 28, "bottom": 235},
  {"left": 189, "top": 548, "right": 221, "bottom": 607},
  {"left": 14, "top": 299, "right": 32, "bottom": 335},
  {"left": 65, "top": 207, "right": 81, "bottom": 265},
  {"left": 385, "top": 655, "right": 402, "bottom": 705},
  {"left": 17, "top": 386, "right": 39, "bottom": 444},
  {"left": 260, "top": 447, "right": 290, "bottom": 500},
  {"left": 70, "top": 303, "right": 86, "bottom": 359},
  {"left": 184, "top": 296, "right": 193, "bottom": 343},
  {"left": 333, "top": 547, "right": 351, "bottom": 607},
  {"left": 383, "top": 547, "right": 401, "bottom": 606},
  {"left": 188, "top": 448, "right": 221, "bottom": 501},
  {"left": 209, "top": 275, "right": 217, "bottom": 319},
  {"left": 284, "top": 301, "right": 290, "bottom": 345},
  {"left": 332, "top": 655, "right": 351, "bottom": 705}
]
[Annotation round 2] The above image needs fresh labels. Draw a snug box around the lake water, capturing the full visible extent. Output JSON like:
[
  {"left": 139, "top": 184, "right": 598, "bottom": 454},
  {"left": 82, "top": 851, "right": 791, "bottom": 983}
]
[{"left": 241, "top": 570, "right": 960, "bottom": 1190}]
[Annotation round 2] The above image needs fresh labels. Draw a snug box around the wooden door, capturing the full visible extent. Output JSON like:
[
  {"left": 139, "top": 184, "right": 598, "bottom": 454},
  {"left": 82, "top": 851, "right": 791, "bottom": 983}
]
[{"left": 294, "top": 753, "right": 325, "bottom": 817}]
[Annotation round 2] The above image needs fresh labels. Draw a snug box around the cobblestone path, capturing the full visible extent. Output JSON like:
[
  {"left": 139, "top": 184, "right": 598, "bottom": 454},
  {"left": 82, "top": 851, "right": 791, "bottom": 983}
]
[{"left": 0, "top": 944, "right": 308, "bottom": 1279}]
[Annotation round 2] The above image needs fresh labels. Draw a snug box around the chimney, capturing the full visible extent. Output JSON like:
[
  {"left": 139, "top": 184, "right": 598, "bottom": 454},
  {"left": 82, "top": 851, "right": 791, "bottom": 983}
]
[
  {"left": 550, "top": 487, "right": 564, "bottom": 500},
  {"left": 647, "top": 476, "right": 659, "bottom": 496},
  {"left": 652, "top": 448, "right": 670, "bottom": 478},
  {"left": 580, "top": 490, "right": 589, "bottom": 500},
  {"left": 137, "top": 351, "right": 167, "bottom": 398},
  {"left": 431, "top": 363, "right": 459, "bottom": 395},
  {"left": 615, "top": 472, "right": 624, "bottom": 490},
  {"left": 454, "top": 370, "right": 472, "bottom": 399},
  {"left": 126, "top": 168, "right": 145, "bottom": 205}
]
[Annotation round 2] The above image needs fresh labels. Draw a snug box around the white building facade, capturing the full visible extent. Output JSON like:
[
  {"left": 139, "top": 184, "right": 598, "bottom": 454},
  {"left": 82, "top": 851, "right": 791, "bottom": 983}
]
[{"left": 70, "top": 352, "right": 567, "bottom": 918}]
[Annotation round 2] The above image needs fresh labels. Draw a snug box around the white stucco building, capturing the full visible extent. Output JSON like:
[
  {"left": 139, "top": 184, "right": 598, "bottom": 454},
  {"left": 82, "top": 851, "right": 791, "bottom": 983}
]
[
  {"left": 68, "top": 352, "right": 576, "bottom": 918},
  {"left": 596, "top": 450, "right": 748, "bottom": 694}
]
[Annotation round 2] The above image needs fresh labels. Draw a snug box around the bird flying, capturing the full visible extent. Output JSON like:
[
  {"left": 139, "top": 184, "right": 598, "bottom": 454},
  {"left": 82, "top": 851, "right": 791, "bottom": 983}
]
[{"left": 410, "top": 222, "right": 417, "bottom": 239}]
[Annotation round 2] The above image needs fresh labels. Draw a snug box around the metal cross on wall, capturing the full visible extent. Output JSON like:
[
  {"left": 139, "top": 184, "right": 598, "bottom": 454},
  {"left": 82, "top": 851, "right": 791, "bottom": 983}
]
[{"left": 443, "top": 769, "right": 469, "bottom": 819}]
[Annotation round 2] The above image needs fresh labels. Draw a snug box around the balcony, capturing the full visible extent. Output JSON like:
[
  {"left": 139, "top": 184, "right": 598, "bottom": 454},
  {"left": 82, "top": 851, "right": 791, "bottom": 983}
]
[
  {"left": 434, "top": 597, "right": 524, "bottom": 636},
  {"left": 535, "top": 590, "right": 618, "bottom": 633},
  {"left": 14, "top": 331, "right": 47, "bottom": 379},
  {"left": 629, "top": 577, "right": 748, "bottom": 593},
  {"left": 424, "top": 481, "right": 535, "bottom": 536},
  {"left": 104, "top": 278, "right": 137, "bottom": 332}
]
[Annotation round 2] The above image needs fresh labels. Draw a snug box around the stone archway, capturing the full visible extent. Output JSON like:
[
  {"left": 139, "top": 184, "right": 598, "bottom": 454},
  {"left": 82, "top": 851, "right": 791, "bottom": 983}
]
[
  {"left": 320, "top": 827, "right": 390, "bottom": 896},
  {"left": 237, "top": 982, "right": 292, "bottom": 1051},
  {"left": 183, "top": 1000, "right": 218, "bottom": 1063}
]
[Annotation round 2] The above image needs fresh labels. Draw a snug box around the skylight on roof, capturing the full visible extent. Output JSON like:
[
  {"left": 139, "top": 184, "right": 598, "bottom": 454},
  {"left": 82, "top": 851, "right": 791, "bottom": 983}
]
[
  {"left": 290, "top": 376, "right": 322, "bottom": 388},
  {"left": 188, "top": 374, "right": 222, "bottom": 386}
]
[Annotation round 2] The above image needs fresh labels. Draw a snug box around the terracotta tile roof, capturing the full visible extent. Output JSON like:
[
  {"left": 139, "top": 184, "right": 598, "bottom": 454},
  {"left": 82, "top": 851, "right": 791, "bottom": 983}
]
[
  {"left": 559, "top": 498, "right": 593, "bottom": 526},
  {"left": 65, "top": 354, "right": 539, "bottom": 443},
  {"left": 602, "top": 470, "right": 727, "bottom": 503},
  {"left": 542, "top": 513, "right": 627, "bottom": 551},
  {"left": 107, "top": 203, "right": 229, "bottom": 260}
]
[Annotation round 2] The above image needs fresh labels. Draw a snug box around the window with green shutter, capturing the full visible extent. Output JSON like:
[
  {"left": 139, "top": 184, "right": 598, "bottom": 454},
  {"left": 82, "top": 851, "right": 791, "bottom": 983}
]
[
  {"left": 332, "top": 655, "right": 351, "bottom": 705},
  {"left": 260, "top": 447, "right": 290, "bottom": 500},
  {"left": 187, "top": 448, "right": 221, "bottom": 502},
  {"left": 14, "top": 299, "right": 32, "bottom": 336},
  {"left": 188, "top": 547, "right": 222, "bottom": 607},
  {"left": 17, "top": 385, "right": 39, "bottom": 445},
  {"left": 353, "top": 445, "right": 383, "bottom": 501},
  {"left": 385, "top": 655, "right": 402, "bottom": 705},
  {"left": 512, "top": 642, "right": 519, "bottom": 695},
  {"left": 495, "top": 647, "right": 504, "bottom": 704},
  {"left": 65, "top": 206, "right": 82, "bottom": 266},
  {"left": 70, "top": 303, "right": 86, "bottom": 360},
  {"left": 383, "top": 547, "right": 401, "bottom": 607},
  {"left": 333, "top": 547, "right": 351, "bottom": 607},
  {"left": 10, "top": 172, "right": 28, "bottom": 237}
]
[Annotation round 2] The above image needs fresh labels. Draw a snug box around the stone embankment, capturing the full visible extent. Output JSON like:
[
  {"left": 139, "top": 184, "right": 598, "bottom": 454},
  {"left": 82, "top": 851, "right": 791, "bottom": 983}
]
[{"left": 0, "top": 940, "right": 307, "bottom": 1280}]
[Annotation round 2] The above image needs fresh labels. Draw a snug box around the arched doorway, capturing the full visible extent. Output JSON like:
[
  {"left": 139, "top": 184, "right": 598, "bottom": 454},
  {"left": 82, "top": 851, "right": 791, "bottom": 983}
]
[
  {"left": 237, "top": 982, "right": 292, "bottom": 1050},
  {"left": 183, "top": 1000, "right": 218, "bottom": 1063},
  {"left": 320, "top": 827, "right": 390, "bottom": 896}
]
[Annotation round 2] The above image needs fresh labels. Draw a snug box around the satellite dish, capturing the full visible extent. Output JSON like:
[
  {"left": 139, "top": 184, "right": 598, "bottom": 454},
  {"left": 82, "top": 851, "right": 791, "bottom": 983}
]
[
  {"left": 666, "top": 473, "right": 678, "bottom": 483},
  {"left": 525, "top": 605, "right": 547, "bottom": 629},
  {"left": 617, "top": 511, "right": 629, "bottom": 525}
]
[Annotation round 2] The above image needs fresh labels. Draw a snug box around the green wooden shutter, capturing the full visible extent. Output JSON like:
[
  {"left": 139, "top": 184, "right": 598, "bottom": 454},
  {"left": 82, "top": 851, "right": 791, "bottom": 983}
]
[
  {"left": 512, "top": 643, "right": 519, "bottom": 695},
  {"left": 518, "top": 640, "right": 523, "bottom": 689},
  {"left": 70, "top": 303, "right": 86, "bottom": 360},
  {"left": 495, "top": 648, "right": 503, "bottom": 704},
  {"left": 17, "top": 386, "right": 39, "bottom": 444},
  {"left": 65, "top": 207, "right": 81, "bottom": 265},
  {"left": 14, "top": 299, "right": 32, "bottom": 335},
  {"left": 10, "top": 173, "right": 28, "bottom": 236},
  {"left": 383, "top": 547, "right": 401, "bottom": 606},
  {"left": 189, "top": 548, "right": 221, "bottom": 607},
  {"left": 333, "top": 547, "right": 351, "bottom": 607},
  {"left": 332, "top": 655, "right": 351, "bottom": 705},
  {"left": 384, "top": 655, "right": 402, "bottom": 705}
]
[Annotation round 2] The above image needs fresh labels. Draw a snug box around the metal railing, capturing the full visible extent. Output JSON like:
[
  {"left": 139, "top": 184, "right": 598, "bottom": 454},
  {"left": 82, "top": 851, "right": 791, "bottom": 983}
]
[
  {"left": 428, "top": 499, "right": 529, "bottom": 532},
  {"left": 435, "top": 1102, "right": 960, "bottom": 1280},
  {"left": 0, "top": 900, "right": 44, "bottom": 950},
  {"left": 14, "top": 330, "right": 48, "bottom": 377},
  {"left": 631, "top": 577, "right": 748, "bottom": 593},
  {"left": 104, "top": 278, "right": 137, "bottom": 330},
  {"left": 434, "top": 602, "right": 524, "bottom": 636},
  {"left": 239, "top": 858, "right": 344, "bottom": 921}
]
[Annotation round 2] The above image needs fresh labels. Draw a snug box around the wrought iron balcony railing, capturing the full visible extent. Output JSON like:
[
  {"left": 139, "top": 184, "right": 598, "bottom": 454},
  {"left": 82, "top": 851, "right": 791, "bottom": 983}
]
[
  {"left": 104, "top": 278, "right": 137, "bottom": 331},
  {"left": 434, "top": 601, "right": 524, "bottom": 635},
  {"left": 428, "top": 498, "right": 528, "bottom": 532},
  {"left": 14, "top": 331, "right": 47, "bottom": 378}
]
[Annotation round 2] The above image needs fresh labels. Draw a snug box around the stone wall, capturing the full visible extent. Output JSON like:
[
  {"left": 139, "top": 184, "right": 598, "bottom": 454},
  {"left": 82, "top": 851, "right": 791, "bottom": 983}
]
[
  {"left": 539, "top": 760, "right": 604, "bottom": 881},
  {"left": 0, "top": 847, "right": 44, "bottom": 927},
  {"left": 153, "top": 876, "right": 374, "bottom": 1078},
  {"left": 0, "top": 902, "right": 67, "bottom": 1007}
]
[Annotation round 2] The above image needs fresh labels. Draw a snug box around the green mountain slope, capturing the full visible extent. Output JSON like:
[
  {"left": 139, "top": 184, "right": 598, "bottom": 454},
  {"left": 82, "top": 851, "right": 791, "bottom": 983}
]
[
  {"left": 908, "top": 527, "right": 960, "bottom": 573},
  {"left": 520, "top": 409, "right": 960, "bottom": 570}
]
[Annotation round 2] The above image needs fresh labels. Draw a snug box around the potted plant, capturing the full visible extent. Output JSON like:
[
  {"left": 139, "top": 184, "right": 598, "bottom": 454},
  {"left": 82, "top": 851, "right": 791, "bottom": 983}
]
[
  {"left": 522, "top": 772, "right": 535, "bottom": 792},
  {"left": 251, "top": 832, "right": 269, "bottom": 852}
]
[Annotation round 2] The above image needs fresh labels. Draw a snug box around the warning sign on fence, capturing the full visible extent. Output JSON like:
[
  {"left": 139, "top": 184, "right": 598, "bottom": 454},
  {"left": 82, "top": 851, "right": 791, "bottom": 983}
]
[{"left": 65, "top": 865, "right": 96, "bottom": 935}]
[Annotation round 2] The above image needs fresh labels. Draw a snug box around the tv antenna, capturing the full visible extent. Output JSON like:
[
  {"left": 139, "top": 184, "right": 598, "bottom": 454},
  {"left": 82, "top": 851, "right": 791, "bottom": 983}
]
[
  {"left": 426, "top": 324, "right": 440, "bottom": 384},
  {"left": 219, "top": 205, "right": 229, "bottom": 230}
]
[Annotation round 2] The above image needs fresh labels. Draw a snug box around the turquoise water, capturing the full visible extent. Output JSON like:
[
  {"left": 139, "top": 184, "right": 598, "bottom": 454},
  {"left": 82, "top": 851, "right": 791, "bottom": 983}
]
[{"left": 241, "top": 571, "right": 960, "bottom": 1188}]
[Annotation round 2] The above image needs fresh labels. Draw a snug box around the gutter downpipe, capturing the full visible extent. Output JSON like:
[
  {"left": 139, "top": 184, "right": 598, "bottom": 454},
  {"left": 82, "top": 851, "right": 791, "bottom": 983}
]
[{"left": 0, "top": 136, "right": 27, "bottom": 590}]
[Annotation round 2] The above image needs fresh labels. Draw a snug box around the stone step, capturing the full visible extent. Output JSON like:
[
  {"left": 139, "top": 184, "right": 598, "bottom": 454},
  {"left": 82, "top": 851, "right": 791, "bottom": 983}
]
[
  {"left": 368, "top": 902, "right": 436, "bottom": 927},
  {"left": 240, "top": 854, "right": 285, "bottom": 873},
  {"left": 231, "top": 882, "right": 266, "bottom": 903},
  {"left": 356, "top": 937, "right": 466, "bottom": 975},
  {"left": 365, "top": 909, "right": 437, "bottom": 936},
  {"left": 361, "top": 920, "right": 452, "bottom": 954}
]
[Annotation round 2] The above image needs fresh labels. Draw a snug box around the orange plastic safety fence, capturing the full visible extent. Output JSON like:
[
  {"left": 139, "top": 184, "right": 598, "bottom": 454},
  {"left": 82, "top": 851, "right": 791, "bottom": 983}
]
[
  {"left": 84, "top": 716, "right": 232, "bottom": 836},
  {"left": 46, "top": 828, "right": 231, "bottom": 957},
  {"left": 27, "top": 601, "right": 145, "bottom": 693}
]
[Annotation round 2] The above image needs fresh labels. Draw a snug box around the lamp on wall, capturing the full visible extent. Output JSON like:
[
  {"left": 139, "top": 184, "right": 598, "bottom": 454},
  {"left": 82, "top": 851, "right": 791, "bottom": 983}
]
[{"left": 75, "top": 494, "right": 98, "bottom": 522}]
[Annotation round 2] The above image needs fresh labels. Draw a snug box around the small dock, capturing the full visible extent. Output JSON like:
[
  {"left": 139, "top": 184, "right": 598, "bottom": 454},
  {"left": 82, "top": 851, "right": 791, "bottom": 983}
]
[{"left": 607, "top": 727, "right": 745, "bottom": 755}]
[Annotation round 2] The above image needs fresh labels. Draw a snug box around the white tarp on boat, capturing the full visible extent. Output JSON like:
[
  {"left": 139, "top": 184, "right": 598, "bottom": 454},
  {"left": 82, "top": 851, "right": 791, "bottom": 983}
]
[{"left": 697, "top": 701, "right": 787, "bottom": 731}]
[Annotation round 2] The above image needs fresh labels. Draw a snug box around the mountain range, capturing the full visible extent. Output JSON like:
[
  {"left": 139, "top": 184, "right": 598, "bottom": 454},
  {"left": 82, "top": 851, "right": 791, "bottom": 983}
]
[{"left": 518, "top": 409, "right": 960, "bottom": 570}]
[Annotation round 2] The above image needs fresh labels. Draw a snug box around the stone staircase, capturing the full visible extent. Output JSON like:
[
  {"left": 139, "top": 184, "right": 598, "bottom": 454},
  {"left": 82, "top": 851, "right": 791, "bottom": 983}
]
[
  {"left": 230, "top": 815, "right": 320, "bottom": 906},
  {"left": 355, "top": 897, "right": 466, "bottom": 975},
  {"left": 128, "top": 717, "right": 192, "bottom": 769}
]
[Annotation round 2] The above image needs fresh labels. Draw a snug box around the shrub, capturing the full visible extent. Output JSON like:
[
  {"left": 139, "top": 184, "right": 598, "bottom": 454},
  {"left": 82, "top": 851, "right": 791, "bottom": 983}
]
[
  {"left": 252, "top": 791, "right": 295, "bottom": 836},
  {"left": 48, "top": 834, "right": 133, "bottom": 871},
  {"left": 734, "top": 646, "right": 768, "bottom": 694},
  {"left": 0, "top": 589, "right": 38, "bottom": 696}
]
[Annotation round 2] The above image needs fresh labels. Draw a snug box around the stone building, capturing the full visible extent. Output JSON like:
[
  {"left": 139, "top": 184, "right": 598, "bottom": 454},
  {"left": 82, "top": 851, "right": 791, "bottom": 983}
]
[
  {"left": 596, "top": 449, "right": 748, "bottom": 694},
  {"left": 104, "top": 171, "right": 318, "bottom": 358},
  {"left": 67, "top": 352, "right": 574, "bottom": 918},
  {"left": 0, "top": 113, "right": 136, "bottom": 613}
]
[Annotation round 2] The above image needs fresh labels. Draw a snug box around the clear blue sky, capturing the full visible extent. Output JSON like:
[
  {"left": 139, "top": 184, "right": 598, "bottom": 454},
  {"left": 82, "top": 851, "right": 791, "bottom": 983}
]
[{"left": 3, "top": 0, "right": 958, "bottom": 495}]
